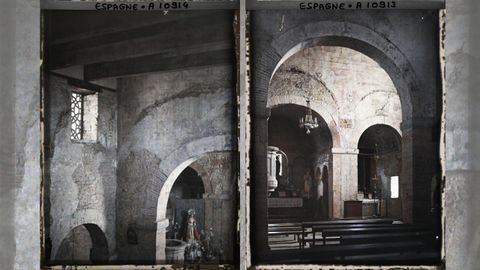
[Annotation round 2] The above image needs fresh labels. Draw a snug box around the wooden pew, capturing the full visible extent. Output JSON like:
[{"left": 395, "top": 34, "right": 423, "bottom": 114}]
[
  {"left": 339, "top": 231, "right": 439, "bottom": 245},
  {"left": 268, "top": 224, "right": 303, "bottom": 248},
  {"left": 300, "top": 218, "right": 395, "bottom": 247},
  {"left": 265, "top": 220, "right": 440, "bottom": 263},
  {"left": 307, "top": 223, "right": 414, "bottom": 246},
  {"left": 260, "top": 240, "right": 436, "bottom": 264},
  {"left": 322, "top": 225, "right": 431, "bottom": 238},
  {"left": 268, "top": 222, "right": 301, "bottom": 228}
]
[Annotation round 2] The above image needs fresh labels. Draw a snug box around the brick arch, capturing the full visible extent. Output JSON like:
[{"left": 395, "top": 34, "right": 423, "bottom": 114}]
[
  {"left": 154, "top": 134, "right": 234, "bottom": 261},
  {"left": 255, "top": 21, "right": 416, "bottom": 121},
  {"left": 352, "top": 117, "right": 402, "bottom": 149},
  {"left": 50, "top": 210, "right": 108, "bottom": 263},
  {"left": 52, "top": 222, "right": 109, "bottom": 264},
  {"left": 268, "top": 95, "right": 341, "bottom": 148}
]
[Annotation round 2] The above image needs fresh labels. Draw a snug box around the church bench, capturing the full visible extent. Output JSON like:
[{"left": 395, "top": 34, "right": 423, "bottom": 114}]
[
  {"left": 322, "top": 225, "right": 431, "bottom": 238},
  {"left": 319, "top": 225, "right": 434, "bottom": 246},
  {"left": 267, "top": 227, "right": 304, "bottom": 248},
  {"left": 301, "top": 218, "right": 394, "bottom": 238},
  {"left": 268, "top": 222, "right": 302, "bottom": 228},
  {"left": 302, "top": 223, "right": 387, "bottom": 247},
  {"left": 260, "top": 240, "right": 432, "bottom": 263},
  {"left": 300, "top": 220, "right": 395, "bottom": 247},
  {"left": 339, "top": 231, "right": 439, "bottom": 245}
]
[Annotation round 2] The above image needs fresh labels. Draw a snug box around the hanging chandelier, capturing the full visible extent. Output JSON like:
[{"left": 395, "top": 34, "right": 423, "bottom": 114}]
[{"left": 299, "top": 99, "right": 319, "bottom": 134}]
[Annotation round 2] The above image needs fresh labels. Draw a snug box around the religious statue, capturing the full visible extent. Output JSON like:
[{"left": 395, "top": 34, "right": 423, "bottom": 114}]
[
  {"left": 183, "top": 209, "right": 202, "bottom": 262},
  {"left": 183, "top": 209, "right": 200, "bottom": 244}
]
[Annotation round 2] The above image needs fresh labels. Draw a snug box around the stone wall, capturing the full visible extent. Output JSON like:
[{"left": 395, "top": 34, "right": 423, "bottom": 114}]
[
  {"left": 45, "top": 75, "right": 117, "bottom": 262},
  {"left": 116, "top": 65, "right": 235, "bottom": 262},
  {"left": 191, "top": 151, "right": 236, "bottom": 262},
  {"left": 269, "top": 46, "right": 402, "bottom": 148},
  {"left": 445, "top": 1, "right": 480, "bottom": 269}
]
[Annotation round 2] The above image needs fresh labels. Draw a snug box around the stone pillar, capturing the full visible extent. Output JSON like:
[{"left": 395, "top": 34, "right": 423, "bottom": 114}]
[
  {"left": 401, "top": 118, "right": 439, "bottom": 224},
  {"left": 400, "top": 122, "right": 414, "bottom": 224},
  {"left": 331, "top": 148, "right": 359, "bottom": 219},
  {"left": 252, "top": 114, "right": 269, "bottom": 257},
  {"left": 155, "top": 218, "right": 170, "bottom": 263}
]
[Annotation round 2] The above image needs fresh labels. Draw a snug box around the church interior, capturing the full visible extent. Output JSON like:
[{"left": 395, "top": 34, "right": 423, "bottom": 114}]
[
  {"left": 250, "top": 10, "right": 443, "bottom": 264},
  {"left": 2, "top": 1, "right": 480, "bottom": 269},
  {"left": 42, "top": 10, "right": 237, "bottom": 265}
]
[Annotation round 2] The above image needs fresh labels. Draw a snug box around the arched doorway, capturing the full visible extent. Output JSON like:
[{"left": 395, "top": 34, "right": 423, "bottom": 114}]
[
  {"left": 53, "top": 223, "right": 108, "bottom": 265},
  {"left": 166, "top": 167, "right": 206, "bottom": 240},
  {"left": 266, "top": 104, "right": 333, "bottom": 224},
  {"left": 358, "top": 124, "right": 402, "bottom": 219},
  {"left": 156, "top": 149, "right": 237, "bottom": 263}
]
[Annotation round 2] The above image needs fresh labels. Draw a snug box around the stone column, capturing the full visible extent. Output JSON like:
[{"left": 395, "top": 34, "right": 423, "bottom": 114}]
[
  {"left": 400, "top": 122, "right": 414, "bottom": 224},
  {"left": 401, "top": 118, "right": 439, "bottom": 224},
  {"left": 155, "top": 218, "right": 170, "bottom": 263},
  {"left": 331, "top": 148, "right": 359, "bottom": 219},
  {"left": 252, "top": 114, "right": 269, "bottom": 256}
]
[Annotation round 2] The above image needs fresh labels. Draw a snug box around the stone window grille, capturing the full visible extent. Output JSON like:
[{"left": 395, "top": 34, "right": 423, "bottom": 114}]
[
  {"left": 70, "top": 90, "right": 98, "bottom": 142},
  {"left": 70, "top": 92, "right": 84, "bottom": 140}
]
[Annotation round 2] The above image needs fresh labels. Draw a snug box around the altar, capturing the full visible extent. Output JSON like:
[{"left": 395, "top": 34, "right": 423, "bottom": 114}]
[{"left": 344, "top": 199, "right": 382, "bottom": 218}]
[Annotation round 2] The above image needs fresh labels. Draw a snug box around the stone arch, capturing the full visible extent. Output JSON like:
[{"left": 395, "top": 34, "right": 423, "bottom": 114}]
[
  {"left": 252, "top": 19, "right": 418, "bottom": 249},
  {"left": 357, "top": 124, "right": 402, "bottom": 151},
  {"left": 266, "top": 22, "right": 416, "bottom": 120},
  {"left": 50, "top": 210, "right": 108, "bottom": 263},
  {"left": 154, "top": 134, "right": 234, "bottom": 262},
  {"left": 357, "top": 124, "right": 403, "bottom": 219},
  {"left": 352, "top": 117, "right": 402, "bottom": 149},
  {"left": 53, "top": 223, "right": 109, "bottom": 264},
  {"left": 268, "top": 95, "right": 341, "bottom": 148},
  {"left": 170, "top": 166, "right": 206, "bottom": 199},
  {"left": 189, "top": 162, "right": 212, "bottom": 194}
]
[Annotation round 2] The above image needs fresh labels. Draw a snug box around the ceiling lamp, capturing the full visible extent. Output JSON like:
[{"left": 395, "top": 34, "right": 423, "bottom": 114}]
[{"left": 299, "top": 99, "right": 318, "bottom": 134}]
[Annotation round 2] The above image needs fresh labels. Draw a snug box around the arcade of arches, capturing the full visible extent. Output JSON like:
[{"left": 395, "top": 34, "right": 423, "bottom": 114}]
[{"left": 251, "top": 10, "right": 442, "bottom": 262}]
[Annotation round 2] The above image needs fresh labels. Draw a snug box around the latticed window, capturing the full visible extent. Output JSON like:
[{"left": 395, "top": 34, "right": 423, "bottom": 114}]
[
  {"left": 70, "top": 91, "right": 98, "bottom": 141},
  {"left": 71, "top": 92, "right": 84, "bottom": 140}
]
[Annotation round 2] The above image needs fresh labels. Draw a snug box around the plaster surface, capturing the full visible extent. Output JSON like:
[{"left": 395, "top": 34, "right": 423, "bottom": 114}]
[
  {"left": 116, "top": 65, "right": 235, "bottom": 262},
  {"left": 45, "top": 75, "right": 117, "bottom": 262}
]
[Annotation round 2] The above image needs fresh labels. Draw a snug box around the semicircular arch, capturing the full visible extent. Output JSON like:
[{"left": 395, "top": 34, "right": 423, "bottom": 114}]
[
  {"left": 268, "top": 95, "right": 340, "bottom": 148},
  {"left": 264, "top": 21, "right": 416, "bottom": 121}
]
